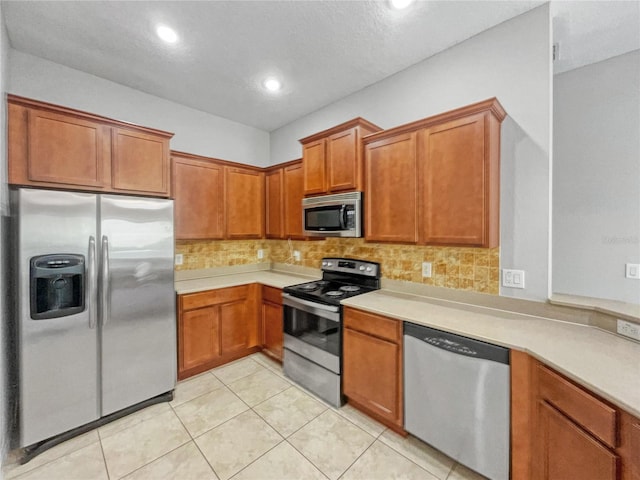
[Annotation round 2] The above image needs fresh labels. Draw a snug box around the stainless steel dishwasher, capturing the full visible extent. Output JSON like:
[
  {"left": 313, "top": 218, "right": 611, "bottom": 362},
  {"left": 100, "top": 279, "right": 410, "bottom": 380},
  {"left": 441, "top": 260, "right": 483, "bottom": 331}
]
[{"left": 404, "top": 322, "right": 510, "bottom": 480}]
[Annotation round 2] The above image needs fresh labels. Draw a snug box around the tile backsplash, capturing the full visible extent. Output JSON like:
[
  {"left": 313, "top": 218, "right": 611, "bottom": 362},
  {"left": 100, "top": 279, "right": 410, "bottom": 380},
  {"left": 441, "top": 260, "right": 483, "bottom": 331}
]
[{"left": 176, "top": 238, "right": 499, "bottom": 295}]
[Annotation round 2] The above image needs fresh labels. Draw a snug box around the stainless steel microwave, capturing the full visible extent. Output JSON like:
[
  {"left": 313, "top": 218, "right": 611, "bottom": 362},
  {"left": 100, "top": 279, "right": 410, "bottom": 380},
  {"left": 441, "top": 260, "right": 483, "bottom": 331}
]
[{"left": 302, "top": 192, "right": 362, "bottom": 237}]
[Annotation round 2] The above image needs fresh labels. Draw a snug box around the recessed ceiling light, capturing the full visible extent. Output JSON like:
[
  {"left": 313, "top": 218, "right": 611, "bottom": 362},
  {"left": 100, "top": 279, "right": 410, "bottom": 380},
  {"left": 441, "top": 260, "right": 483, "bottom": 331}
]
[
  {"left": 156, "top": 25, "right": 178, "bottom": 44},
  {"left": 263, "top": 77, "right": 282, "bottom": 92},
  {"left": 390, "top": 0, "right": 414, "bottom": 9}
]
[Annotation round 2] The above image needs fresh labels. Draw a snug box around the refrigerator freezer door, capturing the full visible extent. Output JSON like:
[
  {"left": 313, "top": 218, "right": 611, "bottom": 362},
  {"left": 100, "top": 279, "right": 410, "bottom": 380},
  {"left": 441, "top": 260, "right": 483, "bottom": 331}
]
[
  {"left": 99, "top": 195, "right": 176, "bottom": 415},
  {"left": 16, "top": 189, "right": 100, "bottom": 447}
]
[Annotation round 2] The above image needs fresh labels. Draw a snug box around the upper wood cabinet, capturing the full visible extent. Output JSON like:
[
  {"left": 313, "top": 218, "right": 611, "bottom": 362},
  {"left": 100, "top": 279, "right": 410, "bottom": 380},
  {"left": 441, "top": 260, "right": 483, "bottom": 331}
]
[
  {"left": 300, "top": 118, "right": 381, "bottom": 196},
  {"left": 283, "top": 162, "right": 305, "bottom": 238},
  {"left": 265, "top": 168, "right": 284, "bottom": 238},
  {"left": 363, "top": 98, "right": 505, "bottom": 248},
  {"left": 8, "top": 95, "right": 173, "bottom": 197},
  {"left": 264, "top": 159, "right": 305, "bottom": 240},
  {"left": 364, "top": 132, "right": 418, "bottom": 243},
  {"left": 112, "top": 127, "right": 170, "bottom": 195},
  {"left": 225, "top": 166, "right": 265, "bottom": 239},
  {"left": 172, "top": 152, "right": 224, "bottom": 240},
  {"left": 172, "top": 152, "right": 264, "bottom": 240}
]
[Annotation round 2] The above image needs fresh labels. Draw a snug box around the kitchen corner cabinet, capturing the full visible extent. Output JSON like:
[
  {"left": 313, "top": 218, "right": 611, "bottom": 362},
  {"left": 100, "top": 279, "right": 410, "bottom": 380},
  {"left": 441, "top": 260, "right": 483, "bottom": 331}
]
[
  {"left": 342, "top": 307, "right": 404, "bottom": 433},
  {"left": 510, "top": 352, "right": 640, "bottom": 480},
  {"left": 172, "top": 152, "right": 264, "bottom": 240},
  {"left": 260, "top": 285, "right": 283, "bottom": 361},
  {"left": 225, "top": 166, "right": 265, "bottom": 239},
  {"left": 8, "top": 95, "right": 173, "bottom": 197},
  {"left": 178, "top": 285, "right": 260, "bottom": 380},
  {"left": 172, "top": 153, "right": 224, "bottom": 240},
  {"left": 265, "top": 168, "right": 284, "bottom": 238},
  {"left": 363, "top": 98, "right": 505, "bottom": 247},
  {"left": 265, "top": 159, "right": 305, "bottom": 239},
  {"left": 300, "top": 118, "right": 381, "bottom": 196}
]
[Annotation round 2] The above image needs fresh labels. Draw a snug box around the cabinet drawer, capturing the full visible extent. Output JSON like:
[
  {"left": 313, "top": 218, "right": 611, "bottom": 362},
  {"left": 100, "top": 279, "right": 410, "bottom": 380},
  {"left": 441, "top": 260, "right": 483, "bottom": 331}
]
[
  {"left": 538, "top": 365, "right": 617, "bottom": 448},
  {"left": 181, "top": 285, "right": 249, "bottom": 311},
  {"left": 343, "top": 307, "right": 400, "bottom": 343},
  {"left": 262, "top": 285, "right": 282, "bottom": 305}
]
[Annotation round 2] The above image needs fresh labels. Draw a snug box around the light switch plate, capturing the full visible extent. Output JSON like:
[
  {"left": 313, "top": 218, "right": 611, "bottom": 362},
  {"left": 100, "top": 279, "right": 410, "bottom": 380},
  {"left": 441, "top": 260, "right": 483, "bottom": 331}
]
[
  {"left": 625, "top": 263, "right": 640, "bottom": 279},
  {"left": 293, "top": 250, "right": 301, "bottom": 261},
  {"left": 502, "top": 269, "right": 525, "bottom": 288},
  {"left": 175, "top": 254, "right": 183, "bottom": 266},
  {"left": 257, "top": 249, "right": 264, "bottom": 260},
  {"left": 422, "top": 262, "right": 432, "bottom": 278}
]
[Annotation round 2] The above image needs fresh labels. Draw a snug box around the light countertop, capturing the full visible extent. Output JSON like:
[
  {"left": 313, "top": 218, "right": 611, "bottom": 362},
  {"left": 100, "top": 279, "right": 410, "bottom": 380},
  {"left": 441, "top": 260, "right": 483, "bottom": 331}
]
[
  {"left": 175, "top": 268, "right": 640, "bottom": 417},
  {"left": 175, "top": 270, "right": 314, "bottom": 294}
]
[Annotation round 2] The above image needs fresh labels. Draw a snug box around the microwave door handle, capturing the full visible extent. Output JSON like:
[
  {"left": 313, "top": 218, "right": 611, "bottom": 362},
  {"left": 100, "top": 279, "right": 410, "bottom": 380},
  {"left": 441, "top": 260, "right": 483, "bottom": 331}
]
[{"left": 339, "top": 205, "right": 347, "bottom": 229}]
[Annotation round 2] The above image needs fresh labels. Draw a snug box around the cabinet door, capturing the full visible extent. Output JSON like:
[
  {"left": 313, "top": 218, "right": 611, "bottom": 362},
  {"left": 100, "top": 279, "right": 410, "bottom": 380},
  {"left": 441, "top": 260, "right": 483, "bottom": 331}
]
[
  {"left": 180, "top": 306, "right": 220, "bottom": 372},
  {"left": 26, "top": 108, "right": 110, "bottom": 188},
  {"left": 420, "top": 113, "right": 490, "bottom": 246},
  {"left": 225, "top": 167, "right": 265, "bottom": 239},
  {"left": 265, "top": 168, "right": 284, "bottom": 238},
  {"left": 538, "top": 401, "right": 618, "bottom": 480},
  {"left": 220, "top": 300, "right": 249, "bottom": 355},
  {"left": 327, "top": 128, "right": 358, "bottom": 192},
  {"left": 173, "top": 157, "right": 224, "bottom": 239},
  {"left": 112, "top": 127, "right": 170, "bottom": 196},
  {"left": 283, "top": 162, "right": 304, "bottom": 239},
  {"left": 343, "top": 328, "right": 401, "bottom": 425},
  {"left": 262, "top": 301, "right": 283, "bottom": 361},
  {"left": 302, "top": 139, "right": 326, "bottom": 195},
  {"left": 364, "top": 132, "right": 418, "bottom": 243}
]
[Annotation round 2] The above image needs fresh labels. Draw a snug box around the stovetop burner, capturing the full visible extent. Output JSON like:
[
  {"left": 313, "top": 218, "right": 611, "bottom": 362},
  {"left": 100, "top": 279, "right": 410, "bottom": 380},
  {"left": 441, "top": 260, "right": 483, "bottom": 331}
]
[
  {"left": 339, "top": 285, "right": 360, "bottom": 292},
  {"left": 283, "top": 258, "right": 381, "bottom": 306},
  {"left": 325, "top": 291, "right": 344, "bottom": 297}
]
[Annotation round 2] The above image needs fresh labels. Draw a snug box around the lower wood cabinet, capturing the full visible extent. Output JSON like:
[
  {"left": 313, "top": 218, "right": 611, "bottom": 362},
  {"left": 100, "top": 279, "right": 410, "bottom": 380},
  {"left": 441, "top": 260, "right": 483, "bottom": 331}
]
[
  {"left": 342, "top": 307, "right": 404, "bottom": 433},
  {"left": 538, "top": 400, "right": 618, "bottom": 480},
  {"left": 178, "top": 284, "right": 259, "bottom": 380},
  {"left": 511, "top": 352, "right": 639, "bottom": 480},
  {"left": 261, "top": 285, "right": 283, "bottom": 361}
]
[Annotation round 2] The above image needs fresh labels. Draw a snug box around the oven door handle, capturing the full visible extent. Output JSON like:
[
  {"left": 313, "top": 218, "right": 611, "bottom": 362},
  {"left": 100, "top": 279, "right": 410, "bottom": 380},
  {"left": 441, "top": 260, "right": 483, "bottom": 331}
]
[{"left": 282, "top": 293, "right": 340, "bottom": 315}]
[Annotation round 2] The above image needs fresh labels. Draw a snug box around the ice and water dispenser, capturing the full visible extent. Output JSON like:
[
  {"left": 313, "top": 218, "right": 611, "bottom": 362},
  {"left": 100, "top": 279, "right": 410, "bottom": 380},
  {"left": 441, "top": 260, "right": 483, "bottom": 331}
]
[{"left": 30, "top": 254, "right": 85, "bottom": 319}]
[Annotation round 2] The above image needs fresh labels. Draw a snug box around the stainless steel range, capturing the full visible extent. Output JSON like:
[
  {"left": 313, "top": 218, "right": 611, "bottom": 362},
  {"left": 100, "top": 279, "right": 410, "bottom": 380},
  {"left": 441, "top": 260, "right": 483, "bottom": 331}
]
[{"left": 282, "top": 258, "right": 381, "bottom": 406}]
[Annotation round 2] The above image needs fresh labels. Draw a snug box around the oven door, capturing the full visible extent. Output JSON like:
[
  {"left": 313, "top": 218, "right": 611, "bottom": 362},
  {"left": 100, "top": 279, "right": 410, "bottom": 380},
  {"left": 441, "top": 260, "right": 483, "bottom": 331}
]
[{"left": 282, "top": 294, "right": 340, "bottom": 373}]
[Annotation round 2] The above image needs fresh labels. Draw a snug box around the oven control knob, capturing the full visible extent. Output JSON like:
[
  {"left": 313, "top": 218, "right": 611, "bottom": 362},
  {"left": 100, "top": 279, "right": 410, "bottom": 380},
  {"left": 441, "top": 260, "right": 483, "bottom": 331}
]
[
  {"left": 366, "top": 266, "right": 373, "bottom": 272},
  {"left": 327, "top": 262, "right": 333, "bottom": 267},
  {"left": 359, "top": 266, "right": 365, "bottom": 271},
  {"left": 322, "top": 261, "right": 327, "bottom": 267}
]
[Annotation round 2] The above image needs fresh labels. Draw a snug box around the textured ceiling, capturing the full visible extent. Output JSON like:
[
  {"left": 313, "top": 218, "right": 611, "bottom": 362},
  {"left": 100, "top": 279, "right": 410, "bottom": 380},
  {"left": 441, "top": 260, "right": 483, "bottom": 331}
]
[{"left": 3, "top": 1, "right": 638, "bottom": 131}]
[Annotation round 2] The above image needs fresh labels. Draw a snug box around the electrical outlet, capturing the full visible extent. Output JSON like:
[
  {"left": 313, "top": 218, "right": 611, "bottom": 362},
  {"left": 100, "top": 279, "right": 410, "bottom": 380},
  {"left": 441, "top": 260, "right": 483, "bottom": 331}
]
[
  {"left": 617, "top": 319, "right": 640, "bottom": 341},
  {"left": 502, "top": 269, "right": 525, "bottom": 288},
  {"left": 625, "top": 263, "right": 640, "bottom": 279},
  {"left": 174, "top": 254, "right": 183, "bottom": 266},
  {"left": 293, "top": 250, "right": 301, "bottom": 262},
  {"left": 422, "top": 262, "right": 432, "bottom": 278},
  {"left": 257, "top": 249, "right": 264, "bottom": 260}
]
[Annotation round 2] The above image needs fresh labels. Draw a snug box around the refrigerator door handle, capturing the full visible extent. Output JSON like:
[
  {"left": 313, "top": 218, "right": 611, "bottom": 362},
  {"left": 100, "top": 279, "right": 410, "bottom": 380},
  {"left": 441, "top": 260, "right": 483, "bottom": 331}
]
[
  {"left": 101, "top": 235, "right": 110, "bottom": 325},
  {"left": 88, "top": 236, "right": 97, "bottom": 329}
]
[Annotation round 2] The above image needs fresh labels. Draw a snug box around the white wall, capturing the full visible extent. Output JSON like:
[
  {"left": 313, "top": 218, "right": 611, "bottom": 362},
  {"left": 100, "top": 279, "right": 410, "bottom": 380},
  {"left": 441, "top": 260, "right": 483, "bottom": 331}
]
[
  {"left": 553, "top": 50, "right": 640, "bottom": 304},
  {"left": 1, "top": 0, "right": 11, "bottom": 471},
  {"left": 271, "top": 5, "right": 552, "bottom": 301},
  {"left": 8, "top": 50, "right": 270, "bottom": 167}
]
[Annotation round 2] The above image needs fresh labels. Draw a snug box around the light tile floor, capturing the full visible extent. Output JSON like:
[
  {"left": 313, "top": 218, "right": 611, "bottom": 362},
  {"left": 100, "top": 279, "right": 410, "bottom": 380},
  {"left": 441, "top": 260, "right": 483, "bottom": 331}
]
[{"left": 3, "top": 353, "right": 487, "bottom": 480}]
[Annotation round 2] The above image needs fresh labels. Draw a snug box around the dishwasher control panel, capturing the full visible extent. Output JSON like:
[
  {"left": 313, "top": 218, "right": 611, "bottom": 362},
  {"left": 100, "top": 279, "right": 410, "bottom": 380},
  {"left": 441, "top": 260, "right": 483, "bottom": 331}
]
[
  {"left": 405, "top": 322, "right": 510, "bottom": 364},
  {"left": 424, "top": 336, "right": 478, "bottom": 356}
]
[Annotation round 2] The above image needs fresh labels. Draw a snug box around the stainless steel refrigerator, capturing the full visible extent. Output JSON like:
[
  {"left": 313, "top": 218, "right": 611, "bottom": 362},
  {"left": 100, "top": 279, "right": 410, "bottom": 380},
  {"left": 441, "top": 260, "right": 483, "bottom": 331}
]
[{"left": 11, "top": 188, "right": 176, "bottom": 449}]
